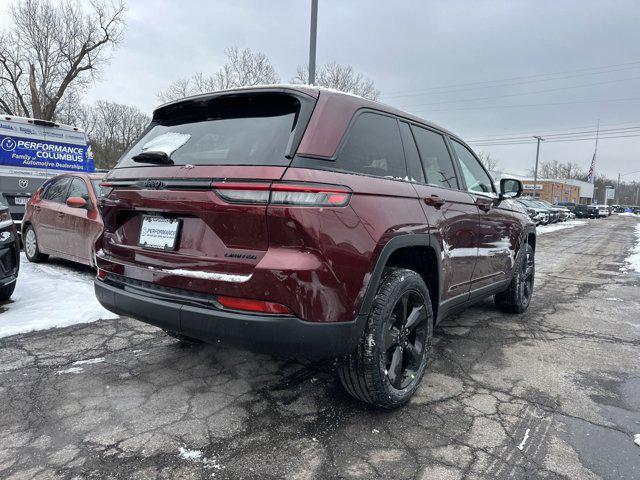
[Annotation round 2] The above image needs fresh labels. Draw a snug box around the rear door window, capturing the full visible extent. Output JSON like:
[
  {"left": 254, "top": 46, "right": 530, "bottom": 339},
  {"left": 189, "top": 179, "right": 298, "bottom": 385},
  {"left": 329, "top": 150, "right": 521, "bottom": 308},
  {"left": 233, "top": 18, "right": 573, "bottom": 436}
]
[
  {"left": 42, "top": 177, "right": 71, "bottom": 203},
  {"left": 117, "top": 93, "right": 302, "bottom": 168},
  {"left": 334, "top": 112, "right": 407, "bottom": 179},
  {"left": 450, "top": 140, "right": 495, "bottom": 195},
  {"left": 411, "top": 126, "right": 458, "bottom": 189},
  {"left": 399, "top": 122, "right": 425, "bottom": 183}
]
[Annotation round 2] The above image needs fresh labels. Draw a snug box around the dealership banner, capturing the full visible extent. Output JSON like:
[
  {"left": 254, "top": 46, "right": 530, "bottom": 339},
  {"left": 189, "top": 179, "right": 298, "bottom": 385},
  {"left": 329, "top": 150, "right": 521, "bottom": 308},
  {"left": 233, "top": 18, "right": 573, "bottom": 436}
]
[{"left": 0, "top": 133, "right": 94, "bottom": 172}]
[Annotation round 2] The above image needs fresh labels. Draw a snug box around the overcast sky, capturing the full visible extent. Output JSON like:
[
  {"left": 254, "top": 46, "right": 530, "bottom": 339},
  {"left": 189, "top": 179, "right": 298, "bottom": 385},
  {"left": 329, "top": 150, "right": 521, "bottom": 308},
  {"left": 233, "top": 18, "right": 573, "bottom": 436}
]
[{"left": 3, "top": 0, "right": 639, "bottom": 180}]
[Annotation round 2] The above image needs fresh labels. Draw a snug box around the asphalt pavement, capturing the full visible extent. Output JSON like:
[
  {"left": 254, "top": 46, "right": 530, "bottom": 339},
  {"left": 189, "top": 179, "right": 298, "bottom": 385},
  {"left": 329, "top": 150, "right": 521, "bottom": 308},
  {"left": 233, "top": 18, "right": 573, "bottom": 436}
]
[{"left": 0, "top": 215, "right": 639, "bottom": 480}]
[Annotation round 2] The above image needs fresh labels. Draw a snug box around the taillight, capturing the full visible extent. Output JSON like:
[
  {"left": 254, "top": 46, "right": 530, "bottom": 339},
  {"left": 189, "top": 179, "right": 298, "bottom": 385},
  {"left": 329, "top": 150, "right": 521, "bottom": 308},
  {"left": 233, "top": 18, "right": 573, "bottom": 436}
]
[
  {"left": 271, "top": 183, "right": 351, "bottom": 206},
  {"left": 216, "top": 295, "right": 292, "bottom": 315},
  {"left": 97, "top": 268, "right": 107, "bottom": 280},
  {"left": 211, "top": 181, "right": 351, "bottom": 207},
  {"left": 211, "top": 181, "right": 271, "bottom": 204}
]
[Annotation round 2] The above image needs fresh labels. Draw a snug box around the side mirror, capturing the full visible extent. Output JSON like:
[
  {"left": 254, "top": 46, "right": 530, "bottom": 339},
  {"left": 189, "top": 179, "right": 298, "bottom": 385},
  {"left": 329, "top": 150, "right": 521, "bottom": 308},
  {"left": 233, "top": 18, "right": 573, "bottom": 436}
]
[
  {"left": 66, "top": 196, "right": 87, "bottom": 209},
  {"left": 499, "top": 178, "right": 523, "bottom": 200}
]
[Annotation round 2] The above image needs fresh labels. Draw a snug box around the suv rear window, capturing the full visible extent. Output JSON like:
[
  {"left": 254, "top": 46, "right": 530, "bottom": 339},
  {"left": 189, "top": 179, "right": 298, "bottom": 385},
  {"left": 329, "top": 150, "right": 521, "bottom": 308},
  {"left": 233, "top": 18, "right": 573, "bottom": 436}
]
[{"left": 116, "top": 93, "right": 302, "bottom": 168}]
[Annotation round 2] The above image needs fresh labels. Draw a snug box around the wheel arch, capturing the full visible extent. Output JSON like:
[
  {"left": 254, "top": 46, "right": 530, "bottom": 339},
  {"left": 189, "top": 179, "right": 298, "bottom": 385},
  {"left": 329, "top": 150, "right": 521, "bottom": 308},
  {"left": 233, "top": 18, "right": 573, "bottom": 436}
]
[{"left": 358, "top": 234, "right": 442, "bottom": 321}]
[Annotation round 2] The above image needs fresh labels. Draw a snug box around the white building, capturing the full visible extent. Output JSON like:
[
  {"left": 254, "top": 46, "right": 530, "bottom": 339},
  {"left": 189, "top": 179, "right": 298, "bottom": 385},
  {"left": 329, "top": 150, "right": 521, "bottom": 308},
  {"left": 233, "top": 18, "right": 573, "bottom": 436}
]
[{"left": 563, "top": 179, "right": 594, "bottom": 203}]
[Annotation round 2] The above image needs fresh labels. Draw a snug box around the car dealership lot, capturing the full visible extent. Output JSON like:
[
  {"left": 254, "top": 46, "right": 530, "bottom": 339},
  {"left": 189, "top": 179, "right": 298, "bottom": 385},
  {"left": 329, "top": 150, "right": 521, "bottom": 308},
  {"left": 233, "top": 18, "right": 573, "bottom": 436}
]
[{"left": 0, "top": 216, "right": 639, "bottom": 479}]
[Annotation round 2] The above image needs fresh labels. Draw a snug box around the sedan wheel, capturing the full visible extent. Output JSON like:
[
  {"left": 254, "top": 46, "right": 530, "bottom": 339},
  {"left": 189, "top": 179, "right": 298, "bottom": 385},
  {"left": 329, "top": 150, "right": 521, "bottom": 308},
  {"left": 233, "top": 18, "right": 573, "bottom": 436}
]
[{"left": 24, "top": 226, "right": 48, "bottom": 263}]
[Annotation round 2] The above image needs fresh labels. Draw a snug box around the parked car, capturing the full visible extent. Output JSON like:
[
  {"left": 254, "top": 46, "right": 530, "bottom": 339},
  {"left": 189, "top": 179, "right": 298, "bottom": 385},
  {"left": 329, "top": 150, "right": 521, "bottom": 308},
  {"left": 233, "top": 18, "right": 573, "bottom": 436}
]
[
  {"left": 516, "top": 198, "right": 550, "bottom": 225},
  {"left": 94, "top": 86, "right": 536, "bottom": 409},
  {"left": 0, "top": 200, "right": 20, "bottom": 300},
  {"left": 574, "top": 204, "right": 598, "bottom": 218},
  {"left": 22, "top": 172, "right": 105, "bottom": 266},
  {"left": 535, "top": 200, "right": 564, "bottom": 222},
  {"left": 595, "top": 204, "right": 609, "bottom": 218}
]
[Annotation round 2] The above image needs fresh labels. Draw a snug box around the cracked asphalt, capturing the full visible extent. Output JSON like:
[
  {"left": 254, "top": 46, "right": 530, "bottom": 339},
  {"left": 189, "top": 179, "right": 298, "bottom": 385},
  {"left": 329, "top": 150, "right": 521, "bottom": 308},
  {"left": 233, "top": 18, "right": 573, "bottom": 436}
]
[{"left": 1, "top": 215, "right": 639, "bottom": 480}]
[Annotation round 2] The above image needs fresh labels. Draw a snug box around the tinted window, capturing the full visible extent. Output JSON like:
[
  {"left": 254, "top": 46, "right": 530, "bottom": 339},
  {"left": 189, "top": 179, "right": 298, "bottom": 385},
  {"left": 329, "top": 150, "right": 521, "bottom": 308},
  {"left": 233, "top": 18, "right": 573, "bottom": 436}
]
[
  {"left": 68, "top": 177, "right": 90, "bottom": 200},
  {"left": 335, "top": 112, "right": 406, "bottom": 179},
  {"left": 117, "top": 93, "right": 300, "bottom": 168},
  {"left": 411, "top": 126, "right": 458, "bottom": 189},
  {"left": 399, "top": 122, "right": 425, "bottom": 183},
  {"left": 43, "top": 177, "right": 71, "bottom": 203},
  {"left": 451, "top": 140, "right": 494, "bottom": 194}
]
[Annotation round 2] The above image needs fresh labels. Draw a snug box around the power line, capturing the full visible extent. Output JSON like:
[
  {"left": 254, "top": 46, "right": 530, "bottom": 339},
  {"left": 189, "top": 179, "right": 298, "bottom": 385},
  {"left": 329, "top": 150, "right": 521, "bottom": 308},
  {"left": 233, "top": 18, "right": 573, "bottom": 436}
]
[
  {"left": 465, "top": 119, "right": 640, "bottom": 141},
  {"left": 395, "top": 75, "right": 640, "bottom": 109},
  {"left": 470, "top": 132, "right": 640, "bottom": 146},
  {"left": 467, "top": 125, "right": 640, "bottom": 143},
  {"left": 406, "top": 96, "right": 640, "bottom": 113},
  {"left": 383, "top": 64, "right": 640, "bottom": 99},
  {"left": 382, "top": 59, "right": 640, "bottom": 97}
]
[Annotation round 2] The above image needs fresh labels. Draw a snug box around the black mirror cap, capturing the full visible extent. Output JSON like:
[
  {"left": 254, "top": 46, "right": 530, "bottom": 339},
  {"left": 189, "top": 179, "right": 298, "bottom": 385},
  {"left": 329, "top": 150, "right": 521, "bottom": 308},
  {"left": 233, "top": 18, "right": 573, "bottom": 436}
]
[{"left": 499, "top": 178, "right": 523, "bottom": 200}]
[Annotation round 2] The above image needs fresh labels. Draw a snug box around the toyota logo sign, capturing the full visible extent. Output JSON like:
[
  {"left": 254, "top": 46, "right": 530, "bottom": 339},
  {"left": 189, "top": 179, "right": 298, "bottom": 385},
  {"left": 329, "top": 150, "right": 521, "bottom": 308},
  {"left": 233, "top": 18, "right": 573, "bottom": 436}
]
[{"left": 18, "top": 179, "right": 28, "bottom": 189}]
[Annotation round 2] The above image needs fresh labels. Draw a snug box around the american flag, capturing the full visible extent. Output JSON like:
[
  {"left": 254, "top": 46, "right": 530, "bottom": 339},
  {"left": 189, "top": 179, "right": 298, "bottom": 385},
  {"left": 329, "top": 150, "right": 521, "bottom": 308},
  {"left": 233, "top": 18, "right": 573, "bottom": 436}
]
[{"left": 587, "top": 152, "right": 596, "bottom": 184}]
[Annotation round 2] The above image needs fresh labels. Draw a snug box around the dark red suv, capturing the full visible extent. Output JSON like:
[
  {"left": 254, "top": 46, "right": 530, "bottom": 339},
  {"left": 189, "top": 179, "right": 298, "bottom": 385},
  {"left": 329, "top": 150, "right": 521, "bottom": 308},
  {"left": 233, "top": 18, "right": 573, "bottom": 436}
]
[{"left": 95, "top": 86, "right": 535, "bottom": 408}]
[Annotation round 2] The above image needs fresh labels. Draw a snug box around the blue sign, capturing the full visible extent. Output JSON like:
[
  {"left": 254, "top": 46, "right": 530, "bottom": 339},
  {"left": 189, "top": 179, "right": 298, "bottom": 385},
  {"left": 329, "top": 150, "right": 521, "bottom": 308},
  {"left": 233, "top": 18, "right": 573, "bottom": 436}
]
[{"left": 0, "top": 134, "right": 94, "bottom": 172}]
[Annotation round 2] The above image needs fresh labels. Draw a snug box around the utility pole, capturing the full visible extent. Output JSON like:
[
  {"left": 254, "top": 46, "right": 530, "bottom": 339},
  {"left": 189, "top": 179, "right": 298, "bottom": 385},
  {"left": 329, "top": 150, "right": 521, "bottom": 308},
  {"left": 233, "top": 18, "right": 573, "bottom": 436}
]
[
  {"left": 616, "top": 172, "right": 621, "bottom": 204},
  {"left": 308, "top": 0, "right": 318, "bottom": 85},
  {"left": 533, "top": 136, "right": 544, "bottom": 198}
]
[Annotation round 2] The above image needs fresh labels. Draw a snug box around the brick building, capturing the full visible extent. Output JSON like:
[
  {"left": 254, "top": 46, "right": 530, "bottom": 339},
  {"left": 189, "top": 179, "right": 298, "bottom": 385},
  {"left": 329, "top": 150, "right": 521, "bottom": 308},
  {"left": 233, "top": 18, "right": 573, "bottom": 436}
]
[{"left": 521, "top": 179, "right": 581, "bottom": 204}]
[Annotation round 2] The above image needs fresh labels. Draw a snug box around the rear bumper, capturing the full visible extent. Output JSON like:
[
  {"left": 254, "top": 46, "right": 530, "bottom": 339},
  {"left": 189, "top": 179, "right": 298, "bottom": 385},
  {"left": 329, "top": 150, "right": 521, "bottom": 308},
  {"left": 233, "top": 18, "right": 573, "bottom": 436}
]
[{"left": 94, "top": 276, "right": 366, "bottom": 359}]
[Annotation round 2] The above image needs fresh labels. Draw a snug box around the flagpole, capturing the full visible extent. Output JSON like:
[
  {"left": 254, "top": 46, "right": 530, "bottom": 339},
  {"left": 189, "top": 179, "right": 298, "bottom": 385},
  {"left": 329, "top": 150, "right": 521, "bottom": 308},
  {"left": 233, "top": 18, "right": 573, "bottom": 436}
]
[
  {"left": 588, "top": 119, "right": 600, "bottom": 187},
  {"left": 594, "top": 119, "right": 600, "bottom": 159}
]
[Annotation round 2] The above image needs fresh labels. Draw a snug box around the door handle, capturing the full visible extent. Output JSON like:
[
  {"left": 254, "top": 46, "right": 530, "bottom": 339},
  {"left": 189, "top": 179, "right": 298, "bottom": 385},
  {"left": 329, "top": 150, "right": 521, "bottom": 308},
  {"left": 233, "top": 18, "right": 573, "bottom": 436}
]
[
  {"left": 57, "top": 212, "right": 65, "bottom": 218},
  {"left": 475, "top": 197, "right": 493, "bottom": 212},
  {"left": 424, "top": 195, "right": 445, "bottom": 209}
]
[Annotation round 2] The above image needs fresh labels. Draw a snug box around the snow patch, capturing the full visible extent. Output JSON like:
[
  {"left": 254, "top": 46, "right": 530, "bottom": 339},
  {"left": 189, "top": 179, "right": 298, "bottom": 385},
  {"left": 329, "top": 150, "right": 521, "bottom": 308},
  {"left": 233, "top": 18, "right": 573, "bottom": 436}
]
[
  {"left": 72, "top": 357, "right": 105, "bottom": 366},
  {"left": 179, "top": 447, "right": 203, "bottom": 461},
  {"left": 604, "top": 297, "right": 623, "bottom": 302},
  {"left": 56, "top": 367, "right": 83, "bottom": 375},
  {"left": 537, "top": 220, "right": 587, "bottom": 235},
  {"left": 159, "top": 267, "right": 251, "bottom": 283},
  {"left": 517, "top": 428, "right": 530, "bottom": 451},
  {"left": 141, "top": 131, "right": 191, "bottom": 156},
  {"left": 0, "top": 253, "right": 118, "bottom": 339},
  {"left": 634, "top": 434, "right": 640, "bottom": 447},
  {"left": 622, "top": 223, "right": 640, "bottom": 273},
  {"left": 178, "top": 447, "right": 224, "bottom": 473}
]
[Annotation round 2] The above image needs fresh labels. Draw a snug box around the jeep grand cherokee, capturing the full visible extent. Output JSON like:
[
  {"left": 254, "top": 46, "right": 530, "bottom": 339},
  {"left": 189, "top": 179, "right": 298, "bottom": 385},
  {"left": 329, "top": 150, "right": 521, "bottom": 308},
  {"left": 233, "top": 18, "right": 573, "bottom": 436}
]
[{"left": 94, "top": 86, "right": 535, "bottom": 408}]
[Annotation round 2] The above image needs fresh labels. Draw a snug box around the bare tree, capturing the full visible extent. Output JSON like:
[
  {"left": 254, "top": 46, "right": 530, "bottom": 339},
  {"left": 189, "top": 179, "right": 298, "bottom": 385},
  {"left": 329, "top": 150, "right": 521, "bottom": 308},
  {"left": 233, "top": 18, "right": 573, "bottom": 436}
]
[
  {"left": 157, "top": 47, "right": 280, "bottom": 103},
  {"left": 78, "top": 100, "right": 150, "bottom": 169},
  {"left": 291, "top": 62, "right": 380, "bottom": 100},
  {"left": 477, "top": 152, "right": 499, "bottom": 171},
  {"left": 528, "top": 160, "right": 585, "bottom": 180},
  {"left": 0, "top": 0, "right": 125, "bottom": 120}
]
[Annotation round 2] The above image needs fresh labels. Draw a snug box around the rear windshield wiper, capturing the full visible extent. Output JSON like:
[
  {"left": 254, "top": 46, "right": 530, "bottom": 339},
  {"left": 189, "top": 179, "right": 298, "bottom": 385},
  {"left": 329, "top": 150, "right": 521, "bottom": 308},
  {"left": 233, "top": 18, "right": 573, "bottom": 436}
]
[{"left": 132, "top": 151, "right": 174, "bottom": 164}]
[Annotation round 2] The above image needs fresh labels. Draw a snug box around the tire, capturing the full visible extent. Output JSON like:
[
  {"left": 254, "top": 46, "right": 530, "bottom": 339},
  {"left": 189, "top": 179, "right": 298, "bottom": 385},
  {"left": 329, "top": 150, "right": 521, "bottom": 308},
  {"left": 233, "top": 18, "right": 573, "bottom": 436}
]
[
  {"left": 337, "top": 268, "right": 433, "bottom": 409},
  {"left": 163, "top": 329, "right": 204, "bottom": 345},
  {"left": 23, "top": 225, "right": 48, "bottom": 263},
  {"left": 0, "top": 281, "right": 16, "bottom": 301},
  {"left": 495, "top": 242, "right": 535, "bottom": 313}
]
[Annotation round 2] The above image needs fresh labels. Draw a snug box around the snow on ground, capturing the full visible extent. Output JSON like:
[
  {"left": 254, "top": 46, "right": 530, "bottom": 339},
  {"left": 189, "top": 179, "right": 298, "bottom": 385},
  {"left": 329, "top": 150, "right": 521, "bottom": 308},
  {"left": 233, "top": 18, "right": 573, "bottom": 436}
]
[
  {"left": 620, "top": 221, "right": 640, "bottom": 274},
  {"left": 537, "top": 220, "right": 588, "bottom": 235},
  {"left": 178, "top": 447, "right": 224, "bottom": 472},
  {"left": 0, "top": 253, "right": 117, "bottom": 339}
]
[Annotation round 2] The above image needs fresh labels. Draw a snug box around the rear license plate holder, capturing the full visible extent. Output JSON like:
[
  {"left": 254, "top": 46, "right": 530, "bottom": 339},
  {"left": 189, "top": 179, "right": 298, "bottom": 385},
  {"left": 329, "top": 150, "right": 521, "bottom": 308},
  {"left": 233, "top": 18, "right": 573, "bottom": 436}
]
[{"left": 138, "top": 216, "right": 181, "bottom": 251}]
